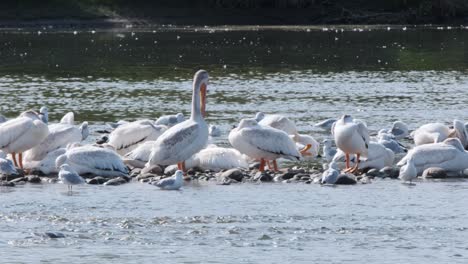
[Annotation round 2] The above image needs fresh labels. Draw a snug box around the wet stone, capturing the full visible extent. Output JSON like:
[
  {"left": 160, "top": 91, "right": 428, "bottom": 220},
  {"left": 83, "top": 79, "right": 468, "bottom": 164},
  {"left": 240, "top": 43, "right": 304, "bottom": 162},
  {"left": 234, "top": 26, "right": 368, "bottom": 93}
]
[
  {"left": 141, "top": 165, "right": 163, "bottom": 176},
  {"left": 87, "top": 176, "right": 108, "bottom": 185},
  {"left": 130, "top": 168, "right": 142, "bottom": 177},
  {"left": 136, "top": 173, "right": 157, "bottom": 181},
  {"left": 422, "top": 167, "right": 447, "bottom": 179},
  {"left": 44, "top": 232, "right": 65, "bottom": 239},
  {"left": 219, "top": 168, "right": 245, "bottom": 182},
  {"left": 254, "top": 172, "right": 272, "bottom": 182},
  {"left": 335, "top": 174, "right": 357, "bottom": 185},
  {"left": 0, "top": 181, "right": 14, "bottom": 187},
  {"left": 9, "top": 177, "right": 27, "bottom": 183},
  {"left": 249, "top": 162, "right": 260, "bottom": 170},
  {"left": 103, "top": 177, "right": 127, "bottom": 186},
  {"left": 462, "top": 169, "right": 468, "bottom": 178},
  {"left": 281, "top": 171, "right": 297, "bottom": 180},
  {"left": 27, "top": 175, "right": 42, "bottom": 183},
  {"left": 380, "top": 166, "right": 399, "bottom": 179},
  {"left": 366, "top": 168, "right": 381, "bottom": 177}
]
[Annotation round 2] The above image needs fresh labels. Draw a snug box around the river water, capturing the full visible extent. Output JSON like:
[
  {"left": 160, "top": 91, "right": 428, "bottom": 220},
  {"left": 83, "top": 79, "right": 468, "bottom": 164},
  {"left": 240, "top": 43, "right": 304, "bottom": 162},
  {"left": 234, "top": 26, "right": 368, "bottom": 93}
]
[{"left": 0, "top": 26, "right": 468, "bottom": 263}]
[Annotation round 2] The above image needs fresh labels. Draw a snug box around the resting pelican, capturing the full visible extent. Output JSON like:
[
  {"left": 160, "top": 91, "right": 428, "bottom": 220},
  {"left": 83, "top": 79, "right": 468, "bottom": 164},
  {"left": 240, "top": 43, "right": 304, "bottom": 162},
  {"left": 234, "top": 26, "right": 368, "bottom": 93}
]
[
  {"left": 107, "top": 120, "right": 129, "bottom": 130},
  {"left": 147, "top": 70, "right": 209, "bottom": 172},
  {"left": 60, "top": 112, "right": 75, "bottom": 125},
  {"left": 25, "top": 148, "right": 66, "bottom": 175},
  {"left": 155, "top": 113, "right": 184, "bottom": 127},
  {"left": 256, "top": 112, "right": 298, "bottom": 136},
  {"left": 399, "top": 157, "right": 417, "bottom": 184},
  {"left": 332, "top": 115, "right": 370, "bottom": 173},
  {"left": 152, "top": 170, "right": 183, "bottom": 190},
  {"left": 56, "top": 145, "right": 129, "bottom": 177},
  {"left": 0, "top": 110, "right": 49, "bottom": 168},
  {"left": 412, "top": 120, "right": 467, "bottom": 147},
  {"left": 314, "top": 118, "right": 337, "bottom": 131},
  {"left": 23, "top": 112, "right": 88, "bottom": 163},
  {"left": 397, "top": 138, "right": 468, "bottom": 175},
  {"left": 189, "top": 146, "right": 248, "bottom": 171},
  {"left": 387, "top": 121, "right": 409, "bottom": 140},
  {"left": 58, "top": 164, "right": 85, "bottom": 192},
  {"left": 229, "top": 118, "right": 301, "bottom": 172},
  {"left": 290, "top": 134, "right": 320, "bottom": 158},
  {"left": 108, "top": 120, "right": 167, "bottom": 155}
]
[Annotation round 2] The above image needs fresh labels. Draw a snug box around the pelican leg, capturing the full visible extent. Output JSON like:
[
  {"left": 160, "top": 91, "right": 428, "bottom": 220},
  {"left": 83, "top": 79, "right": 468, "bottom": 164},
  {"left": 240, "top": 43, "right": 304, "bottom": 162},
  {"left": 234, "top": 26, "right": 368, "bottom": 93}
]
[
  {"left": 177, "top": 162, "right": 183, "bottom": 171},
  {"left": 181, "top": 161, "right": 186, "bottom": 172},
  {"left": 349, "top": 154, "right": 361, "bottom": 174},
  {"left": 18, "top": 153, "right": 23, "bottom": 169},
  {"left": 266, "top": 160, "right": 273, "bottom": 170},
  {"left": 259, "top": 158, "right": 266, "bottom": 172},
  {"left": 343, "top": 153, "right": 352, "bottom": 172},
  {"left": 11, "top": 152, "right": 18, "bottom": 168},
  {"left": 273, "top": 160, "right": 279, "bottom": 172}
]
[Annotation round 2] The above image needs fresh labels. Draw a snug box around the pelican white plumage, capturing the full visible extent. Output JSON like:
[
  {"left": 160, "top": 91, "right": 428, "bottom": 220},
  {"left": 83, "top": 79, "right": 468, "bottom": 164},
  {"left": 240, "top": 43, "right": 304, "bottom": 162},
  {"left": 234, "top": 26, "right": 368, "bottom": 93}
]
[
  {"left": 147, "top": 70, "right": 209, "bottom": 172},
  {"left": 387, "top": 121, "right": 409, "bottom": 140},
  {"left": 189, "top": 146, "right": 248, "bottom": 171},
  {"left": 397, "top": 138, "right": 468, "bottom": 175},
  {"left": 0, "top": 110, "right": 49, "bottom": 168},
  {"left": 25, "top": 148, "right": 66, "bottom": 175},
  {"left": 399, "top": 157, "right": 417, "bottom": 184},
  {"left": 152, "top": 170, "right": 184, "bottom": 190},
  {"left": 155, "top": 113, "right": 184, "bottom": 127},
  {"left": 229, "top": 118, "right": 301, "bottom": 171},
  {"left": 323, "top": 139, "right": 337, "bottom": 162},
  {"left": 257, "top": 112, "right": 298, "bottom": 136},
  {"left": 107, "top": 120, "right": 129, "bottom": 130},
  {"left": 356, "top": 142, "right": 394, "bottom": 170},
  {"left": 56, "top": 145, "right": 129, "bottom": 177},
  {"left": 412, "top": 120, "right": 468, "bottom": 147},
  {"left": 58, "top": 164, "right": 86, "bottom": 192},
  {"left": 332, "top": 115, "right": 370, "bottom": 174},
  {"left": 314, "top": 118, "right": 337, "bottom": 131},
  {"left": 0, "top": 151, "right": 17, "bottom": 181},
  {"left": 123, "top": 141, "right": 155, "bottom": 168},
  {"left": 291, "top": 134, "right": 320, "bottom": 159},
  {"left": 0, "top": 115, "right": 8, "bottom": 124},
  {"left": 60, "top": 112, "right": 75, "bottom": 125},
  {"left": 108, "top": 120, "right": 167, "bottom": 155},
  {"left": 23, "top": 114, "right": 88, "bottom": 163}
]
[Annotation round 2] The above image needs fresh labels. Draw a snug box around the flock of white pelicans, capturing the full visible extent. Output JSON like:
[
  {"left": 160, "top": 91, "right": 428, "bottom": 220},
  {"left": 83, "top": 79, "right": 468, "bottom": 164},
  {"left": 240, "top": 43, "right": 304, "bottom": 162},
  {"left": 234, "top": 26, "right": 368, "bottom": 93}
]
[{"left": 1, "top": 70, "right": 468, "bottom": 190}]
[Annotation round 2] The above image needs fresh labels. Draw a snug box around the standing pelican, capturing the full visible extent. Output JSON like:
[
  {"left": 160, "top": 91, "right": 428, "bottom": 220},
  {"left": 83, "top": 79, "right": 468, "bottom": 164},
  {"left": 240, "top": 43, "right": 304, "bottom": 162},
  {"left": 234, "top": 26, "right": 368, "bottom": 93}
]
[
  {"left": 147, "top": 70, "right": 209, "bottom": 172},
  {"left": 229, "top": 118, "right": 301, "bottom": 172},
  {"left": 0, "top": 110, "right": 49, "bottom": 168},
  {"left": 332, "top": 115, "right": 370, "bottom": 174}
]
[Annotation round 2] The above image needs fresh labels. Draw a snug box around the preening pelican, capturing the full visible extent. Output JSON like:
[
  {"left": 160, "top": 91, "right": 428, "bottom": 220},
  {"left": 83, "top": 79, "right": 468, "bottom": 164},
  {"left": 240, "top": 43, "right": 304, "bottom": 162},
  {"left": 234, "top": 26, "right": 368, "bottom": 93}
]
[
  {"left": 397, "top": 138, "right": 468, "bottom": 175},
  {"left": 332, "top": 142, "right": 393, "bottom": 170},
  {"left": 155, "top": 113, "right": 184, "bottom": 127},
  {"left": 291, "top": 134, "right": 320, "bottom": 159},
  {"left": 56, "top": 145, "right": 129, "bottom": 177},
  {"left": 332, "top": 115, "right": 370, "bottom": 174},
  {"left": 229, "top": 118, "right": 301, "bottom": 172},
  {"left": 0, "top": 110, "right": 49, "bottom": 168},
  {"left": 147, "top": 70, "right": 209, "bottom": 171},
  {"left": 108, "top": 120, "right": 167, "bottom": 155}
]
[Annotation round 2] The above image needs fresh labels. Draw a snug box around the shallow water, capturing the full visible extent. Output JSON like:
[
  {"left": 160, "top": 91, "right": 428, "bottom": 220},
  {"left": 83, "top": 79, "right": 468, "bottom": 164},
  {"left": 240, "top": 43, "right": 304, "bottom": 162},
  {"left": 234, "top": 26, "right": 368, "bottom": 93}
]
[{"left": 1, "top": 26, "right": 468, "bottom": 263}]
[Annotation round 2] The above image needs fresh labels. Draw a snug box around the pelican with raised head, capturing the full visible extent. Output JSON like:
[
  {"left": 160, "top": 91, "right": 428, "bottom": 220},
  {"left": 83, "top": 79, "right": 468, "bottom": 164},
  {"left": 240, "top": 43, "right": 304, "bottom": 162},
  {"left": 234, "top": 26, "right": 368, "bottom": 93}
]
[{"left": 147, "top": 70, "right": 209, "bottom": 172}]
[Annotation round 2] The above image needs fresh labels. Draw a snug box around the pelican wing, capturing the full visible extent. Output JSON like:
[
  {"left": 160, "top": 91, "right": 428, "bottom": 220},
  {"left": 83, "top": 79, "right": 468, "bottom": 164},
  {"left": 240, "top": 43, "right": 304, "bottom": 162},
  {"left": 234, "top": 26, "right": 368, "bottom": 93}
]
[
  {"left": 241, "top": 127, "right": 300, "bottom": 160},
  {"left": 60, "top": 112, "right": 75, "bottom": 125},
  {"left": 357, "top": 122, "right": 370, "bottom": 148},
  {"left": 68, "top": 147, "right": 128, "bottom": 174},
  {"left": 0, "top": 117, "right": 33, "bottom": 149},
  {"left": 109, "top": 121, "right": 157, "bottom": 151},
  {"left": 27, "top": 124, "right": 80, "bottom": 160},
  {"left": 152, "top": 122, "right": 201, "bottom": 161}
]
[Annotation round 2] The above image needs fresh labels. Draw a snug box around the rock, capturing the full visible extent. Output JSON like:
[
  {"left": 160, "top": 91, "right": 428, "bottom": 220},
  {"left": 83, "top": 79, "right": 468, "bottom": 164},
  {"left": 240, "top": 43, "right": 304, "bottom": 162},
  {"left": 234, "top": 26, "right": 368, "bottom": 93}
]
[
  {"left": 360, "top": 176, "right": 371, "bottom": 184},
  {"left": 366, "top": 168, "right": 380, "bottom": 177},
  {"left": 273, "top": 175, "right": 283, "bottom": 182},
  {"left": 27, "top": 175, "right": 42, "bottom": 183},
  {"left": 380, "top": 166, "right": 399, "bottom": 179},
  {"left": 219, "top": 168, "right": 244, "bottom": 182},
  {"left": 249, "top": 162, "right": 260, "bottom": 170},
  {"left": 136, "top": 173, "right": 157, "bottom": 181},
  {"left": 218, "top": 178, "right": 232, "bottom": 185},
  {"left": 103, "top": 177, "right": 127, "bottom": 186},
  {"left": 0, "top": 181, "right": 14, "bottom": 187},
  {"left": 10, "top": 177, "right": 27, "bottom": 183},
  {"left": 253, "top": 171, "right": 272, "bottom": 182},
  {"left": 183, "top": 176, "right": 192, "bottom": 181},
  {"left": 141, "top": 165, "right": 163, "bottom": 176},
  {"left": 164, "top": 165, "right": 178, "bottom": 175},
  {"left": 305, "top": 180, "right": 312, "bottom": 184},
  {"left": 422, "top": 167, "right": 447, "bottom": 179},
  {"left": 335, "top": 174, "right": 357, "bottom": 185},
  {"left": 122, "top": 175, "right": 131, "bottom": 182},
  {"left": 42, "top": 177, "right": 58, "bottom": 184},
  {"left": 281, "top": 171, "right": 297, "bottom": 180},
  {"left": 87, "top": 176, "right": 108, "bottom": 185},
  {"left": 96, "top": 135, "right": 109, "bottom": 144},
  {"left": 44, "top": 232, "right": 65, "bottom": 239},
  {"left": 130, "top": 168, "right": 142, "bottom": 177}
]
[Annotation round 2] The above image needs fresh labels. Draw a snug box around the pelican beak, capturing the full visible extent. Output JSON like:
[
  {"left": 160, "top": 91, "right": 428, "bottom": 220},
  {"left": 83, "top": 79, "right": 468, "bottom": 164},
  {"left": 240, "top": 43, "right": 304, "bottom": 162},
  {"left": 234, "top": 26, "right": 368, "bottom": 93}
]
[
  {"left": 300, "top": 144, "right": 312, "bottom": 155},
  {"left": 200, "top": 83, "right": 207, "bottom": 118}
]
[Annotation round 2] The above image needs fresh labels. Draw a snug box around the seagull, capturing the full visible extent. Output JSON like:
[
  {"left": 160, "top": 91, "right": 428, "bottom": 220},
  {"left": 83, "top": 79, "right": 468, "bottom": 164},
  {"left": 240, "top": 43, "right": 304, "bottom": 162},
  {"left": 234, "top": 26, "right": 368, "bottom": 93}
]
[
  {"left": 322, "top": 139, "right": 337, "bottom": 162},
  {"left": 321, "top": 162, "right": 339, "bottom": 184},
  {"left": 314, "top": 118, "right": 338, "bottom": 131},
  {"left": 209, "top": 125, "right": 221, "bottom": 137},
  {"left": 152, "top": 170, "right": 183, "bottom": 190},
  {"left": 332, "top": 115, "right": 370, "bottom": 174},
  {"left": 377, "top": 130, "right": 407, "bottom": 154},
  {"left": 58, "top": 163, "right": 85, "bottom": 192},
  {"left": 0, "top": 150, "right": 17, "bottom": 182},
  {"left": 155, "top": 113, "right": 184, "bottom": 127},
  {"left": 229, "top": 118, "right": 301, "bottom": 172},
  {"left": 399, "top": 157, "right": 417, "bottom": 184}
]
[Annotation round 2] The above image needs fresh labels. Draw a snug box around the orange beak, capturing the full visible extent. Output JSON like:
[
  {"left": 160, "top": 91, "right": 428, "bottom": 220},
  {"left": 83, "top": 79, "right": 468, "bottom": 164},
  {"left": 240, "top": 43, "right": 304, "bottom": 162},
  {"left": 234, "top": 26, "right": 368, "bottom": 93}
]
[{"left": 200, "top": 83, "right": 207, "bottom": 118}]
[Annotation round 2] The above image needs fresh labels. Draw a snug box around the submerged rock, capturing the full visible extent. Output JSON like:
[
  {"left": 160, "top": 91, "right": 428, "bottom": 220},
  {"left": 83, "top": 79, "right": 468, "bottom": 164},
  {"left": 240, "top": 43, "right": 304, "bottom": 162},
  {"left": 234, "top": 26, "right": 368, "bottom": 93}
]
[
  {"left": 104, "top": 177, "right": 128, "bottom": 186},
  {"left": 219, "top": 168, "right": 245, "bottom": 182},
  {"left": 380, "top": 166, "right": 399, "bottom": 179},
  {"left": 335, "top": 174, "right": 357, "bottom": 185},
  {"left": 0, "top": 181, "right": 14, "bottom": 187},
  {"left": 87, "top": 176, "right": 108, "bottom": 185},
  {"left": 422, "top": 167, "right": 447, "bottom": 179},
  {"left": 26, "top": 175, "right": 42, "bottom": 183},
  {"left": 253, "top": 171, "right": 272, "bottom": 182}
]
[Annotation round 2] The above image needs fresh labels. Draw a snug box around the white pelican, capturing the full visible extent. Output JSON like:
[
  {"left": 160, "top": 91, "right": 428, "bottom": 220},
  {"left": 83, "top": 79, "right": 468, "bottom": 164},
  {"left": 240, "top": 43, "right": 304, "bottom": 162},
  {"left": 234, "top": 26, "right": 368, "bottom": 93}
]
[
  {"left": 23, "top": 113, "right": 88, "bottom": 163},
  {"left": 377, "top": 130, "right": 407, "bottom": 154},
  {"left": 314, "top": 118, "right": 337, "bottom": 131},
  {"left": 56, "top": 145, "right": 129, "bottom": 177},
  {"left": 321, "top": 162, "right": 339, "bottom": 184},
  {"left": 256, "top": 112, "right": 298, "bottom": 136},
  {"left": 58, "top": 164, "right": 85, "bottom": 192},
  {"left": 397, "top": 138, "right": 468, "bottom": 175},
  {"left": 412, "top": 120, "right": 467, "bottom": 147},
  {"left": 387, "top": 121, "right": 409, "bottom": 140},
  {"left": 152, "top": 170, "right": 183, "bottom": 190},
  {"left": 323, "top": 139, "right": 337, "bottom": 162},
  {"left": 399, "top": 157, "right": 417, "bottom": 184},
  {"left": 189, "top": 146, "right": 248, "bottom": 171},
  {"left": 0, "top": 150, "right": 17, "bottom": 181},
  {"left": 147, "top": 70, "right": 209, "bottom": 172},
  {"left": 107, "top": 120, "right": 129, "bottom": 130},
  {"left": 155, "top": 113, "right": 184, "bottom": 127},
  {"left": 332, "top": 115, "right": 370, "bottom": 173},
  {"left": 291, "top": 134, "right": 319, "bottom": 158},
  {"left": 229, "top": 118, "right": 301, "bottom": 172},
  {"left": 108, "top": 120, "right": 167, "bottom": 155},
  {"left": 26, "top": 148, "right": 66, "bottom": 175},
  {"left": 332, "top": 142, "right": 393, "bottom": 170},
  {"left": 0, "top": 110, "right": 49, "bottom": 168},
  {"left": 123, "top": 141, "right": 155, "bottom": 168}
]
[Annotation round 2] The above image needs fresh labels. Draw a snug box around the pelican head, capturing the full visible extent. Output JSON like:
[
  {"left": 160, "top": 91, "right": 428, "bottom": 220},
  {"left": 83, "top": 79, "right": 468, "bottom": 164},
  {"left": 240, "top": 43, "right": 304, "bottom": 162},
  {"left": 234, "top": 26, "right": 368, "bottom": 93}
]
[
  {"left": 193, "top": 70, "right": 209, "bottom": 118},
  {"left": 39, "top": 106, "right": 48, "bottom": 124},
  {"left": 80, "top": 122, "right": 89, "bottom": 140},
  {"left": 254, "top": 112, "right": 265, "bottom": 122}
]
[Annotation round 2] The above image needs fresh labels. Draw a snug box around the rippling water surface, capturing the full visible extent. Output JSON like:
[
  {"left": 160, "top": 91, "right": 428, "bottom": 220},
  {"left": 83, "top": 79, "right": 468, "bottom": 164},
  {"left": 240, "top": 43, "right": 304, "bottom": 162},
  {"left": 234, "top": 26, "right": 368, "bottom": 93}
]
[{"left": 1, "top": 26, "right": 468, "bottom": 263}]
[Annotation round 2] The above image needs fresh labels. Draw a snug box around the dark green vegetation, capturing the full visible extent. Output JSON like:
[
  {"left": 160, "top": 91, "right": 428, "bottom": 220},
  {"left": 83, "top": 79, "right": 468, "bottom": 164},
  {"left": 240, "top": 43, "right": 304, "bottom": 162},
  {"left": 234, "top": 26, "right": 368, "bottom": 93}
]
[{"left": 1, "top": 0, "right": 467, "bottom": 26}]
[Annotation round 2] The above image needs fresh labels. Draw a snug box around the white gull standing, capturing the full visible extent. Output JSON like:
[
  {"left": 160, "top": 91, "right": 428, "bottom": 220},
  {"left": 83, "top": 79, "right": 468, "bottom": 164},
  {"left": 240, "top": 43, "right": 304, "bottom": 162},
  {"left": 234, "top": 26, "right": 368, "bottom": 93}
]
[{"left": 58, "top": 164, "right": 86, "bottom": 192}]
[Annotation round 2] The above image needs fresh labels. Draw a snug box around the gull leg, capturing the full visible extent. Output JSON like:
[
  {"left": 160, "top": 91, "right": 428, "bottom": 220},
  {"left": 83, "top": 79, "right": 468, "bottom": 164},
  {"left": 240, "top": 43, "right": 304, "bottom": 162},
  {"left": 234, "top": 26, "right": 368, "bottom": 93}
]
[
  {"left": 12, "top": 152, "right": 18, "bottom": 168},
  {"left": 259, "top": 158, "right": 266, "bottom": 172},
  {"left": 273, "top": 160, "right": 279, "bottom": 172},
  {"left": 19, "top": 153, "right": 23, "bottom": 169}
]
